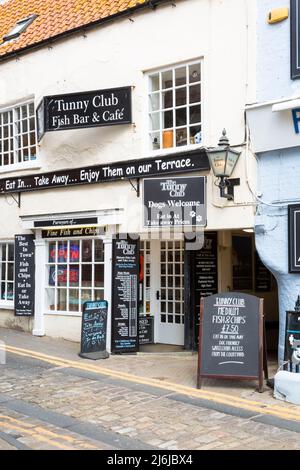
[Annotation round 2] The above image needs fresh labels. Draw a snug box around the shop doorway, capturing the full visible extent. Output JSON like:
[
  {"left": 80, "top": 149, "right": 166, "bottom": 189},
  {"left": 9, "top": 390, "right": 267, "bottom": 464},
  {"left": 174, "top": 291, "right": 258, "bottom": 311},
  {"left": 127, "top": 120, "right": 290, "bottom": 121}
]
[{"left": 139, "top": 239, "right": 184, "bottom": 346}]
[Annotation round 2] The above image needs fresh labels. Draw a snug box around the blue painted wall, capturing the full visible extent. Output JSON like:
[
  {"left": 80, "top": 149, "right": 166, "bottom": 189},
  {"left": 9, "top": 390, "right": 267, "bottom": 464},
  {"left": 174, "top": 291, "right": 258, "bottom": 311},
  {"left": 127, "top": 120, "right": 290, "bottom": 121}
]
[{"left": 255, "top": 1, "right": 300, "bottom": 361}]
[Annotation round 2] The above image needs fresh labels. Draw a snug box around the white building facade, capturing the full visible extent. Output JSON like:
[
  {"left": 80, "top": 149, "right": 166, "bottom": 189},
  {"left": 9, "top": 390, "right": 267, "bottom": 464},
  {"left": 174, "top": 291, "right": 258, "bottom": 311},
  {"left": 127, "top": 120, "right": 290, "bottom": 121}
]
[{"left": 0, "top": 0, "right": 259, "bottom": 352}]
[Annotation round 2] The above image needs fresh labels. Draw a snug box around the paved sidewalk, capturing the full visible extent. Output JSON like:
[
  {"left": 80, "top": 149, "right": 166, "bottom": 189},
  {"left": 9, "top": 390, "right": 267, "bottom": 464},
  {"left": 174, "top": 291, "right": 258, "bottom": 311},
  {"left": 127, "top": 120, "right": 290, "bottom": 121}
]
[
  {"left": 0, "top": 327, "right": 280, "bottom": 406},
  {"left": 1, "top": 327, "right": 300, "bottom": 450}
]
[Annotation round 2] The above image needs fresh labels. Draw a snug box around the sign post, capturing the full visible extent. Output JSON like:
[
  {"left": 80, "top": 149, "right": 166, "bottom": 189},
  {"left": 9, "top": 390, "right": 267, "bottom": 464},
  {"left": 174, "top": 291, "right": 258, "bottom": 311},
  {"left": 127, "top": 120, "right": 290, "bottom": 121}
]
[
  {"left": 79, "top": 300, "right": 109, "bottom": 360},
  {"left": 14, "top": 234, "right": 35, "bottom": 317},
  {"left": 111, "top": 236, "right": 139, "bottom": 354},
  {"left": 197, "top": 293, "right": 266, "bottom": 392}
]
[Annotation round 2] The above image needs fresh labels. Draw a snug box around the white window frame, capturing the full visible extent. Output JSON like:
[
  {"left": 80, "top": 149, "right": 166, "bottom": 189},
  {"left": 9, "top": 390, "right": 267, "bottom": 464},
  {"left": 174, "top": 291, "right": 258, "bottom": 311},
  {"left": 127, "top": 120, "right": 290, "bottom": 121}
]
[
  {"left": 145, "top": 59, "right": 203, "bottom": 157},
  {"left": 45, "top": 237, "right": 105, "bottom": 315},
  {"left": 0, "top": 99, "right": 39, "bottom": 172},
  {"left": 0, "top": 241, "right": 14, "bottom": 309}
]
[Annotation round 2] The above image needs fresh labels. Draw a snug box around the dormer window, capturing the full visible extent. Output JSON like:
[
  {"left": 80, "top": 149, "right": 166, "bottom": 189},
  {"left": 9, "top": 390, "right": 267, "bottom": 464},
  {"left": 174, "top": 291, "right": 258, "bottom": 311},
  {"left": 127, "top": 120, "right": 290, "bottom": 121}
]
[{"left": 3, "top": 14, "right": 37, "bottom": 43}]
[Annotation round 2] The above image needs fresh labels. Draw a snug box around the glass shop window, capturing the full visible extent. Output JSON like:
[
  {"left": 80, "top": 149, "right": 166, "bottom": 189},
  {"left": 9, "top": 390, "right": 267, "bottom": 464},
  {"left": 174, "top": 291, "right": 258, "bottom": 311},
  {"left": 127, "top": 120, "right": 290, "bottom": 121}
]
[
  {"left": 46, "top": 239, "right": 104, "bottom": 313},
  {"left": 0, "top": 243, "right": 14, "bottom": 303},
  {"left": 147, "top": 60, "right": 202, "bottom": 151},
  {"left": 232, "top": 235, "right": 253, "bottom": 291}
]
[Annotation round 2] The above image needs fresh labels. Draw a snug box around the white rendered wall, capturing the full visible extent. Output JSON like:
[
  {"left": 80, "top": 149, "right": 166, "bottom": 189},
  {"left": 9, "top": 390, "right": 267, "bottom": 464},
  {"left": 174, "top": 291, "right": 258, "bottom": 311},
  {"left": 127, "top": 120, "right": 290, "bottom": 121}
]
[{"left": 0, "top": 0, "right": 257, "bottom": 340}]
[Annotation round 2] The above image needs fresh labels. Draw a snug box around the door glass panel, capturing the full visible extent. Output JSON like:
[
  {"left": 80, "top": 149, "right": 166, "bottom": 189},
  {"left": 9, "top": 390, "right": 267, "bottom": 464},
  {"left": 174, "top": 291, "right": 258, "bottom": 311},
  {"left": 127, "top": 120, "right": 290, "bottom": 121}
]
[{"left": 160, "top": 241, "right": 184, "bottom": 325}]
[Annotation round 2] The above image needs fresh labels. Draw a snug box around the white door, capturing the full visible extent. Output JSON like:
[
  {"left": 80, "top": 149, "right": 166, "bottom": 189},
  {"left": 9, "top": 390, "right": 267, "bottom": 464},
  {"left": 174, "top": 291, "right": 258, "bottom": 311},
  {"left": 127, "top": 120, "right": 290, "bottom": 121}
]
[{"left": 158, "top": 240, "right": 184, "bottom": 345}]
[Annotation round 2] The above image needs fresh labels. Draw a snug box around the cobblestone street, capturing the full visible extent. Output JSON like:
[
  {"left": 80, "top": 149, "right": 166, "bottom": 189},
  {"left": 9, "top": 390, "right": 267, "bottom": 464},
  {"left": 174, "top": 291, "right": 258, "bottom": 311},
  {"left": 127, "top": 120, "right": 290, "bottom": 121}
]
[{"left": 1, "top": 330, "right": 300, "bottom": 450}]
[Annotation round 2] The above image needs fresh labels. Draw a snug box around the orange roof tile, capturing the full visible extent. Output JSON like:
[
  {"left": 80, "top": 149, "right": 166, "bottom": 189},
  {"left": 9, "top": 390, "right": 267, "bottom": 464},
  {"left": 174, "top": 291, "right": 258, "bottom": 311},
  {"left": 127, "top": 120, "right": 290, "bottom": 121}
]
[{"left": 0, "top": 0, "right": 149, "bottom": 58}]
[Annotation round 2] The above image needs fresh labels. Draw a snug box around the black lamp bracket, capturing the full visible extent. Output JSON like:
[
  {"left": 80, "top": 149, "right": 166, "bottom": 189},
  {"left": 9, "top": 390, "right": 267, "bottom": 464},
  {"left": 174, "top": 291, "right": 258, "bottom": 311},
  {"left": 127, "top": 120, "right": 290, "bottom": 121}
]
[{"left": 218, "top": 177, "right": 240, "bottom": 200}]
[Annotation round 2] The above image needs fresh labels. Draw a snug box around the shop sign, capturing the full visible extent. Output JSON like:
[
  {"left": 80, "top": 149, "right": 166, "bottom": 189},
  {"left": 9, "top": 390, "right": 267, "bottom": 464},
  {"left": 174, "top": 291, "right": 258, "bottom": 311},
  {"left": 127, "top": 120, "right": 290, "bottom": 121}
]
[
  {"left": 139, "top": 316, "right": 154, "bottom": 345},
  {"left": 42, "top": 226, "right": 104, "bottom": 238},
  {"left": 37, "top": 86, "right": 132, "bottom": 140},
  {"left": 197, "top": 292, "right": 265, "bottom": 392},
  {"left": 14, "top": 234, "right": 35, "bottom": 317},
  {"left": 79, "top": 301, "right": 109, "bottom": 360},
  {"left": 288, "top": 204, "right": 300, "bottom": 272},
  {"left": 143, "top": 176, "right": 206, "bottom": 228},
  {"left": 0, "top": 150, "right": 209, "bottom": 195},
  {"left": 111, "top": 236, "right": 139, "bottom": 353},
  {"left": 34, "top": 217, "right": 98, "bottom": 228}
]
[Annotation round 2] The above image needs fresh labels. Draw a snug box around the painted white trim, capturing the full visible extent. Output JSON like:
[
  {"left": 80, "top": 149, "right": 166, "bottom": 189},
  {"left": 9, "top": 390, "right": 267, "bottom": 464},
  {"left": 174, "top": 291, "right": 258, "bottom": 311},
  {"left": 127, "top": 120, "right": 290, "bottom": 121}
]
[
  {"left": 272, "top": 99, "right": 300, "bottom": 112},
  {"left": 0, "top": 162, "right": 41, "bottom": 175}
]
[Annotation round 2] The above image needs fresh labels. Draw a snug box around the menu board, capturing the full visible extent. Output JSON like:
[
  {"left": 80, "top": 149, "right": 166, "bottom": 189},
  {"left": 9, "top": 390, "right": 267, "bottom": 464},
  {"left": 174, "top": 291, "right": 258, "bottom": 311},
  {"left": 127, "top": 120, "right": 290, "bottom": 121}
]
[
  {"left": 111, "top": 237, "right": 139, "bottom": 353},
  {"left": 255, "top": 252, "right": 271, "bottom": 292},
  {"left": 197, "top": 292, "right": 264, "bottom": 391},
  {"left": 80, "top": 301, "right": 109, "bottom": 360},
  {"left": 14, "top": 234, "right": 35, "bottom": 316},
  {"left": 139, "top": 316, "right": 154, "bottom": 345}
]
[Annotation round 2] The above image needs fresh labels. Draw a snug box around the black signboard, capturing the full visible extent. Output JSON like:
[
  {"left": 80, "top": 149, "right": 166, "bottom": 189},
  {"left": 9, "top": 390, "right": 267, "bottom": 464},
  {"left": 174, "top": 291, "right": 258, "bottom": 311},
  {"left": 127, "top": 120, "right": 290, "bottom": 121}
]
[
  {"left": 139, "top": 316, "right": 154, "bottom": 345},
  {"left": 291, "top": 0, "right": 300, "bottom": 79},
  {"left": 37, "top": 86, "right": 132, "bottom": 139},
  {"left": 42, "top": 226, "right": 104, "bottom": 239},
  {"left": 288, "top": 204, "right": 300, "bottom": 272},
  {"left": 34, "top": 217, "right": 98, "bottom": 228},
  {"left": 143, "top": 176, "right": 206, "bottom": 228},
  {"left": 194, "top": 232, "right": 218, "bottom": 344},
  {"left": 0, "top": 149, "right": 209, "bottom": 195},
  {"left": 255, "top": 251, "right": 271, "bottom": 292},
  {"left": 14, "top": 234, "right": 35, "bottom": 316},
  {"left": 111, "top": 236, "right": 139, "bottom": 353},
  {"left": 80, "top": 301, "right": 109, "bottom": 360},
  {"left": 197, "top": 292, "right": 265, "bottom": 392}
]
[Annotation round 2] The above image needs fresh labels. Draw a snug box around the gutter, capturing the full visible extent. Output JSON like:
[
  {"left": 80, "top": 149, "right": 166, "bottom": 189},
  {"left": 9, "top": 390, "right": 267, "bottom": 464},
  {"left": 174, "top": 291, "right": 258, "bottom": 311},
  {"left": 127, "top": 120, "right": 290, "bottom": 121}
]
[{"left": 0, "top": 0, "right": 172, "bottom": 63}]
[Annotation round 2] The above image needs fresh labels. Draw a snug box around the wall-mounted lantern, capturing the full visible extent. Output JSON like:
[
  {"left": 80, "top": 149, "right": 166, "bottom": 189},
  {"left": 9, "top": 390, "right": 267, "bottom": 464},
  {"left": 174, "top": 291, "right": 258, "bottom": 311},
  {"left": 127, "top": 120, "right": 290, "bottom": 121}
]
[{"left": 206, "top": 129, "right": 241, "bottom": 200}]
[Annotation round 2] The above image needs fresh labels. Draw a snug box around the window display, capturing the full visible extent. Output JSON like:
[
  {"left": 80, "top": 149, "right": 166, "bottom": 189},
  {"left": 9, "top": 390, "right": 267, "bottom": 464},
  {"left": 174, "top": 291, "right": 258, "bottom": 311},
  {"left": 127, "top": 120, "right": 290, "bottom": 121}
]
[{"left": 46, "top": 238, "right": 104, "bottom": 313}]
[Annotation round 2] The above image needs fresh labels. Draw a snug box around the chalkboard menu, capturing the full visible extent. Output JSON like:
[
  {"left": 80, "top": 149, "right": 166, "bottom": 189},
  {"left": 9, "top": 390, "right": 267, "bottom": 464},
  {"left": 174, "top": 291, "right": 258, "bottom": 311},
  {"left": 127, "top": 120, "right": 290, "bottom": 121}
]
[
  {"left": 80, "top": 301, "right": 109, "bottom": 360},
  {"left": 111, "top": 237, "right": 139, "bottom": 353},
  {"left": 288, "top": 204, "right": 300, "bottom": 273},
  {"left": 255, "top": 252, "right": 271, "bottom": 292},
  {"left": 197, "top": 292, "right": 264, "bottom": 392},
  {"left": 14, "top": 234, "right": 35, "bottom": 316},
  {"left": 139, "top": 316, "right": 154, "bottom": 345}
]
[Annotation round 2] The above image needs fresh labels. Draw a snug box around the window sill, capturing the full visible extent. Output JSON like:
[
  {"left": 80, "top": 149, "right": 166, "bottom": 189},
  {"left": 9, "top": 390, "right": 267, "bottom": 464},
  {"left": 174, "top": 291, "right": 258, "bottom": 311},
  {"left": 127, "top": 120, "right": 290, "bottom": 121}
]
[
  {"left": 45, "top": 310, "right": 82, "bottom": 317},
  {"left": 0, "top": 161, "right": 41, "bottom": 175},
  {"left": 0, "top": 302, "right": 14, "bottom": 310},
  {"left": 146, "top": 143, "right": 205, "bottom": 159}
]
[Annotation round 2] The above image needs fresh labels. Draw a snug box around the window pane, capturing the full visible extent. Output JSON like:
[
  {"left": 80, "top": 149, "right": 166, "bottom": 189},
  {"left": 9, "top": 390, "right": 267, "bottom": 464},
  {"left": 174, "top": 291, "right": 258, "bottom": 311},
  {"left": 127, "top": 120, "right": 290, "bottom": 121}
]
[
  {"left": 176, "top": 128, "right": 187, "bottom": 147},
  {"left": 94, "top": 240, "right": 104, "bottom": 262},
  {"left": 57, "top": 266, "right": 67, "bottom": 286},
  {"left": 7, "top": 283, "right": 13, "bottom": 300},
  {"left": 95, "top": 265, "right": 104, "bottom": 287},
  {"left": 189, "top": 126, "right": 202, "bottom": 145},
  {"left": 69, "top": 289, "right": 79, "bottom": 312},
  {"left": 57, "top": 242, "right": 68, "bottom": 262},
  {"left": 149, "top": 112, "right": 160, "bottom": 132},
  {"left": 94, "top": 290, "right": 104, "bottom": 301},
  {"left": 0, "top": 283, "right": 5, "bottom": 300},
  {"left": 162, "top": 70, "right": 173, "bottom": 89},
  {"left": 70, "top": 241, "right": 80, "bottom": 262},
  {"left": 189, "top": 64, "right": 201, "bottom": 83},
  {"left": 163, "top": 110, "right": 173, "bottom": 129},
  {"left": 176, "top": 88, "right": 186, "bottom": 106},
  {"left": 82, "top": 264, "right": 92, "bottom": 287},
  {"left": 149, "top": 93, "right": 160, "bottom": 112},
  {"left": 175, "top": 67, "right": 186, "bottom": 86},
  {"left": 8, "top": 244, "right": 14, "bottom": 261},
  {"left": 190, "top": 105, "right": 201, "bottom": 124},
  {"left": 7, "top": 264, "right": 13, "bottom": 281},
  {"left": 49, "top": 242, "right": 56, "bottom": 262},
  {"left": 69, "top": 265, "right": 79, "bottom": 287},
  {"left": 176, "top": 108, "right": 187, "bottom": 126},
  {"left": 150, "top": 132, "right": 160, "bottom": 150},
  {"left": 82, "top": 240, "right": 92, "bottom": 262},
  {"left": 57, "top": 289, "right": 67, "bottom": 311},
  {"left": 81, "top": 289, "right": 92, "bottom": 305},
  {"left": 162, "top": 90, "right": 173, "bottom": 109},
  {"left": 189, "top": 85, "right": 201, "bottom": 104},
  {"left": 149, "top": 74, "right": 159, "bottom": 92}
]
